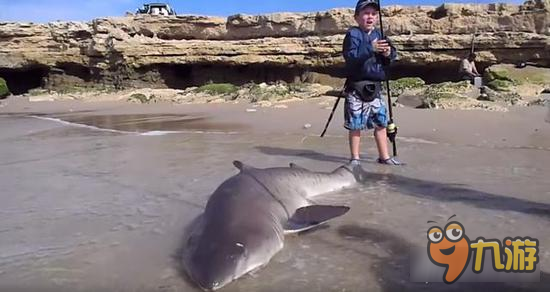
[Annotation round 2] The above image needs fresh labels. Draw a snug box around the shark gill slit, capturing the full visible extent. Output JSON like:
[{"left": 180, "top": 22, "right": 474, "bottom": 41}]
[{"left": 242, "top": 173, "right": 291, "bottom": 219}]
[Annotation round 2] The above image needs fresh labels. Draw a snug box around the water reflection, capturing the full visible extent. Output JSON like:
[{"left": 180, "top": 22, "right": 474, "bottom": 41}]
[{"left": 47, "top": 114, "right": 247, "bottom": 133}]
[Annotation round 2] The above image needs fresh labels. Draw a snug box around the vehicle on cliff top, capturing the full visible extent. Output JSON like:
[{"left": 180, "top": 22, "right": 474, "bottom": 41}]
[{"left": 136, "top": 3, "right": 176, "bottom": 16}]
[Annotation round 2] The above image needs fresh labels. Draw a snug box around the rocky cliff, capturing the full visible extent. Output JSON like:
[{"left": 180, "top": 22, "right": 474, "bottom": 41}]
[{"left": 0, "top": 1, "right": 549, "bottom": 94}]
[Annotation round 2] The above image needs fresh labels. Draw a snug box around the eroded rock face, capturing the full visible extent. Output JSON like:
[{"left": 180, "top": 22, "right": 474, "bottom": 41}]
[{"left": 0, "top": 1, "right": 549, "bottom": 93}]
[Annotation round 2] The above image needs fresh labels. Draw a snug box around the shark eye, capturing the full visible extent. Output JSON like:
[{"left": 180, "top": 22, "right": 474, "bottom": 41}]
[
  {"left": 231, "top": 242, "right": 247, "bottom": 258},
  {"left": 445, "top": 223, "right": 464, "bottom": 242},
  {"left": 427, "top": 227, "right": 443, "bottom": 243}
]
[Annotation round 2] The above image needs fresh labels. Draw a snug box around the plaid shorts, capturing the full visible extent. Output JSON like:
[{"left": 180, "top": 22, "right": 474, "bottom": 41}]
[{"left": 343, "top": 91, "right": 388, "bottom": 131}]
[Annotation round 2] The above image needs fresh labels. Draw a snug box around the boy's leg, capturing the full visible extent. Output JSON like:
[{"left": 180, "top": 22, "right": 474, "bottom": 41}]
[
  {"left": 349, "top": 130, "right": 361, "bottom": 160},
  {"left": 344, "top": 90, "right": 368, "bottom": 162},
  {"left": 367, "top": 98, "right": 403, "bottom": 165},
  {"left": 374, "top": 127, "right": 390, "bottom": 160}
]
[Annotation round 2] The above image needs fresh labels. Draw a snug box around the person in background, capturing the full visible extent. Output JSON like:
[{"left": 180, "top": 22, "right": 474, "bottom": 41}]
[{"left": 459, "top": 52, "right": 481, "bottom": 83}]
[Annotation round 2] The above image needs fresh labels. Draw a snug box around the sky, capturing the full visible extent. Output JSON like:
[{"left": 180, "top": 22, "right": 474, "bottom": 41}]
[{"left": 0, "top": 0, "right": 524, "bottom": 23}]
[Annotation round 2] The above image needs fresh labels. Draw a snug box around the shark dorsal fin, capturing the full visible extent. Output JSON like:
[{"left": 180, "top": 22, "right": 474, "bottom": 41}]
[
  {"left": 233, "top": 160, "right": 254, "bottom": 172},
  {"left": 284, "top": 205, "right": 350, "bottom": 234}
]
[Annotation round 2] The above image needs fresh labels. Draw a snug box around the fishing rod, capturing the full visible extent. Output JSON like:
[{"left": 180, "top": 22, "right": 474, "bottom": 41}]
[
  {"left": 377, "top": 0, "right": 398, "bottom": 156},
  {"left": 320, "top": 93, "right": 342, "bottom": 138}
]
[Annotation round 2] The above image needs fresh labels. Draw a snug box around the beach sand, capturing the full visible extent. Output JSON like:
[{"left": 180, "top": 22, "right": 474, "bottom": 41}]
[{"left": 1, "top": 96, "right": 549, "bottom": 291}]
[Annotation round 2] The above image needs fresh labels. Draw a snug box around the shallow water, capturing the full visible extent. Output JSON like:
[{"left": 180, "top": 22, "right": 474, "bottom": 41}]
[{"left": 1, "top": 112, "right": 549, "bottom": 292}]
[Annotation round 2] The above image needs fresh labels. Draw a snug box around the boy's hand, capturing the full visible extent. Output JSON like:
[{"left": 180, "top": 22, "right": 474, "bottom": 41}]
[{"left": 372, "top": 39, "right": 391, "bottom": 57}]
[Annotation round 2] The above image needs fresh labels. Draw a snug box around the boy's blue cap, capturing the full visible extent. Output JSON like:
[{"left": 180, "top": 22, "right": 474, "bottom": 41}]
[{"left": 354, "top": 0, "right": 380, "bottom": 15}]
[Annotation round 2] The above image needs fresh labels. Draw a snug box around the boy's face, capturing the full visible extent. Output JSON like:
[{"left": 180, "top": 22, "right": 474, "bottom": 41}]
[{"left": 355, "top": 6, "right": 378, "bottom": 32}]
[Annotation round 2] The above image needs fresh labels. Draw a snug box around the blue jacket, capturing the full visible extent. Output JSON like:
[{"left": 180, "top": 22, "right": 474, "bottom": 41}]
[{"left": 342, "top": 27, "right": 397, "bottom": 82}]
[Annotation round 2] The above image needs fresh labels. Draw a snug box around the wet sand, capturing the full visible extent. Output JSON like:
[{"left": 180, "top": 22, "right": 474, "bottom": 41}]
[{"left": 1, "top": 97, "right": 550, "bottom": 291}]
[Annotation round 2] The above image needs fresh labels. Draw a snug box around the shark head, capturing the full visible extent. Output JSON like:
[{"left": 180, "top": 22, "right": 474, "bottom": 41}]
[
  {"left": 184, "top": 216, "right": 282, "bottom": 291},
  {"left": 186, "top": 238, "right": 248, "bottom": 290}
]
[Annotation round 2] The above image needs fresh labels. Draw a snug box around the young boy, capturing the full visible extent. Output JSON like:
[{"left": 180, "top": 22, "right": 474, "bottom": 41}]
[{"left": 342, "top": 0, "right": 401, "bottom": 166}]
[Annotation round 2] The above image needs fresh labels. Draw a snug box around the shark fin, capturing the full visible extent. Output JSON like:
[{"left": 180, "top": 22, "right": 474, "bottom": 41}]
[
  {"left": 233, "top": 160, "right": 254, "bottom": 172},
  {"left": 289, "top": 162, "right": 310, "bottom": 171},
  {"left": 336, "top": 163, "right": 366, "bottom": 183},
  {"left": 284, "top": 205, "right": 350, "bottom": 234}
]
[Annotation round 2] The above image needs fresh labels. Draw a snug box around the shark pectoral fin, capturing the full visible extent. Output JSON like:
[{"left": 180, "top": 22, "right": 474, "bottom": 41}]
[
  {"left": 284, "top": 205, "right": 350, "bottom": 234},
  {"left": 289, "top": 162, "right": 310, "bottom": 171}
]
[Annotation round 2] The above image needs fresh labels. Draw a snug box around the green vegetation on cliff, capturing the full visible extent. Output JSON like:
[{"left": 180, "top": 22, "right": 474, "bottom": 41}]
[
  {"left": 195, "top": 83, "right": 239, "bottom": 95},
  {"left": 421, "top": 81, "right": 471, "bottom": 108},
  {"left": 387, "top": 77, "right": 426, "bottom": 97},
  {"left": 0, "top": 78, "right": 10, "bottom": 98}
]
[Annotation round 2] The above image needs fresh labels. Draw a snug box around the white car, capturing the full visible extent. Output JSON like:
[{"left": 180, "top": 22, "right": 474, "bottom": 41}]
[{"left": 136, "top": 3, "right": 176, "bottom": 16}]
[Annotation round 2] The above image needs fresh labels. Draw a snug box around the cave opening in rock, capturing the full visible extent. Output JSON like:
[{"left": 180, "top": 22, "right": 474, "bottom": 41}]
[
  {"left": 0, "top": 66, "right": 49, "bottom": 95},
  {"left": 55, "top": 62, "right": 93, "bottom": 82},
  {"left": 131, "top": 61, "right": 494, "bottom": 90},
  {"left": 135, "top": 63, "right": 311, "bottom": 89},
  {"left": 182, "top": 64, "right": 308, "bottom": 86}
]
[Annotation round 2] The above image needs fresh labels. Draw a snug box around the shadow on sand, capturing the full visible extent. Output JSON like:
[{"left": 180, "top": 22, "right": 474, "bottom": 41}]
[
  {"left": 256, "top": 146, "right": 550, "bottom": 220},
  {"left": 256, "top": 146, "right": 349, "bottom": 164}
]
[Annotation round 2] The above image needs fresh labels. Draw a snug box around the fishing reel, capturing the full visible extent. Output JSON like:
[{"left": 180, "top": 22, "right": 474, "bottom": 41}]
[{"left": 386, "top": 121, "right": 397, "bottom": 143}]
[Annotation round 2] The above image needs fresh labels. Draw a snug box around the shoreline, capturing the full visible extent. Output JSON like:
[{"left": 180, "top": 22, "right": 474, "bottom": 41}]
[{"left": 2, "top": 95, "right": 549, "bottom": 152}]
